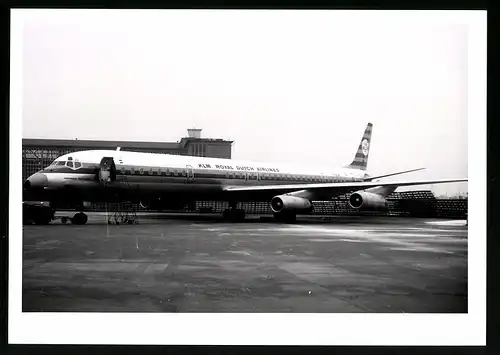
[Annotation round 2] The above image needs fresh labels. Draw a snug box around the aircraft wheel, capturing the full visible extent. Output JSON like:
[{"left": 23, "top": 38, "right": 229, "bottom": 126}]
[
  {"left": 72, "top": 212, "right": 88, "bottom": 225},
  {"left": 273, "top": 211, "right": 296, "bottom": 223},
  {"left": 61, "top": 217, "right": 68, "bottom": 224},
  {"left": 235, "top": 209, "right": 246, "bottom": 221},
  {"left": 222, "top": 208, "right": 246, "bottom": 222}
]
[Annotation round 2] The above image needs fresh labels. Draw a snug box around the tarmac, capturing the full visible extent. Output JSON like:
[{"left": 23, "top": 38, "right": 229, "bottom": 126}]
[{"left": 22, "top": 213, "right": 468, "bottom": 313}]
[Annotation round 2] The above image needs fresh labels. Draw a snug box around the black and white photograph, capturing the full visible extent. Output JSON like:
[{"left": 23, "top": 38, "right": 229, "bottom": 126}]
[{"left": 9, "top": 9, "right": 486, "bottom": 346}]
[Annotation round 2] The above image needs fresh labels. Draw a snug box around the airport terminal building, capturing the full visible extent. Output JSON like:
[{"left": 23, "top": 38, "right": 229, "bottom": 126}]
[{"left": 22, "top": 128, "right": 233, "bottom": 182}]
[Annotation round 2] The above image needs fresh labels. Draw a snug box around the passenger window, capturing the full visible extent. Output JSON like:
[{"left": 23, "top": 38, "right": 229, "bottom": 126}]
[
  {"left": 121, "top": 167, "right": 125, "bottom": 174},
  {"left": 131, "top": 168, "right": 135, "bottom": 174},
  {"left": 140, "top": 168, "right": 144, "bottom": 175}
]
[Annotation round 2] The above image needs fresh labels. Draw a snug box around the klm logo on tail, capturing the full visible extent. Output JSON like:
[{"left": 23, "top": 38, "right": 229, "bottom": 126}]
[{"left": 348, "top": 123, "right": 373, "bottom": 171}]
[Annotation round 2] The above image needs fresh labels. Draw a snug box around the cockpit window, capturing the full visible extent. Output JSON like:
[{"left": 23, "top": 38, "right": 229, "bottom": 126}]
[
  {"left": 57, "top": 161, "right": 65, "bottom": 166},
  {"left": 67, "top": 161, "right": 74, "bottom": 168},
  {"left": 74, "top": 162, "right": 82, "bottom": 168}
]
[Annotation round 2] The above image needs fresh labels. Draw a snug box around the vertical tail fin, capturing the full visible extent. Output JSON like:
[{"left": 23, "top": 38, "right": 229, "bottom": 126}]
[{"left": 347, "top": 123, "right": 373, "bottom": 171}]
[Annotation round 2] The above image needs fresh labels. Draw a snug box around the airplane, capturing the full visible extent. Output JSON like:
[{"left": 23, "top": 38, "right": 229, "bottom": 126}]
[{"left": 23, "top": 123, "right": 467, "bottom": 225}]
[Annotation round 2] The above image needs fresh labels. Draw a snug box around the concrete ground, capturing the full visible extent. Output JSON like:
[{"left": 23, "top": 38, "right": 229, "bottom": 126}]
[{"left": 22, "top": 213, "right": 467, "bottom": 313}]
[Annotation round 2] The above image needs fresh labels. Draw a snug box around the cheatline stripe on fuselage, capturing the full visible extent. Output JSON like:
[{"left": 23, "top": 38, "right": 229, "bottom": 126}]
[{"left": 41, "top": 163, "right": 364, "bottom": 184}]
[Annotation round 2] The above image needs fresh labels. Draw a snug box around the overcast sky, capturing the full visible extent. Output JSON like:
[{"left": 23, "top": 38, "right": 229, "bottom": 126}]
[{"left": 20, "top": 10, "right": 468, "bottom": 195}]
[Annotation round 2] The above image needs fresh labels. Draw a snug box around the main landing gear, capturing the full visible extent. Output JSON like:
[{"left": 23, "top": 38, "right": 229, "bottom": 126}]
[
  {"left": 222, "top": 201, "right": 246, "bottom": 222},
  {"left": 273, "top": 211, "right": 297, "bottom": 223},
  {"left": 60, "top": 212, "right": 88, "bottom": 225}
]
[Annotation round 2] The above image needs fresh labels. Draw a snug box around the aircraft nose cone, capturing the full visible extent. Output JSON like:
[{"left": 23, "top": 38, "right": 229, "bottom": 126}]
[{"left": 25, "top": 173, "right": 48, "bottom": 189}]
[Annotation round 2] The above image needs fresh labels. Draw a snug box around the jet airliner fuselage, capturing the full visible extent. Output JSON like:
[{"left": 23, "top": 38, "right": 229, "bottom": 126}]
[{"left": 23, "top": 123, "right": 468, "bottom": 224}]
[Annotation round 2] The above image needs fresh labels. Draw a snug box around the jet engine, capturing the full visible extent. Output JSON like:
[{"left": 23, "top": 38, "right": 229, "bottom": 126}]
[
  {"left": 348, "top": 191, "right": 388, "bottom": 211},
  {"left": 270, "top": 195, "right": 313, "bottom": 213}
]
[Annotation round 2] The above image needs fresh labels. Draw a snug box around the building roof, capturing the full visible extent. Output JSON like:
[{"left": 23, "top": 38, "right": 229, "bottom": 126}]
[
  {"left": 23, "top": 138, "right": 196, "bottom": 150},
  {"left": 179, "top": 137, "right": 234, "bottom": 148}
]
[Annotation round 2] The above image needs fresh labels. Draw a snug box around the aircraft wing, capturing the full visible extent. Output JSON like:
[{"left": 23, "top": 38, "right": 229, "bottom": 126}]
[
  {"left": 364, "top": 168, "right": 426, "bottom": 181},
  {"left": 223, "top": 178, "right": 467, "bottom": 195}
]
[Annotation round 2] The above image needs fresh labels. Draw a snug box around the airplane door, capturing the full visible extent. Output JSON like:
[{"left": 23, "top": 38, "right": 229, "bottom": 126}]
[
  {"left": 186, "top": 165, "right": 194, "bottom": 182},
  {"left": 99, "top": 157, "right": 116, "bottom": 183}
]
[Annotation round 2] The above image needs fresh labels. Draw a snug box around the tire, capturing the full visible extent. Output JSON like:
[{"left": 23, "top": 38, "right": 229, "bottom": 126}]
[
  {"left": 273, "top": 212, "right": 296, "bottom": 223},
  {"left": 72, "top": 212, "right": 88, "bottom": 225}
]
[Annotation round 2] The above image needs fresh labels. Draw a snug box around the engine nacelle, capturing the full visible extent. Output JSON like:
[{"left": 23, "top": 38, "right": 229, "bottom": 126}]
[
  {"left": 348, "top": 191, "right": 388, "bottom": 211},
  {"left": 271, "top": 195, "right": 312, "bottom": 213}
]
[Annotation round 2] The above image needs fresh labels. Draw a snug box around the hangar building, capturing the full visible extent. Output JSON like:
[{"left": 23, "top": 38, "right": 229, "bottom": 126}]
[{"left": 22, "top": 128, "right": 233, "bottom": 182}]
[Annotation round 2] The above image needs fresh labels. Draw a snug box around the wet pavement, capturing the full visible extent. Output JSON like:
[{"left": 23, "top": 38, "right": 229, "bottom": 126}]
[{"left": 22, "top": 214, "right": 467, "bottom": 313}]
